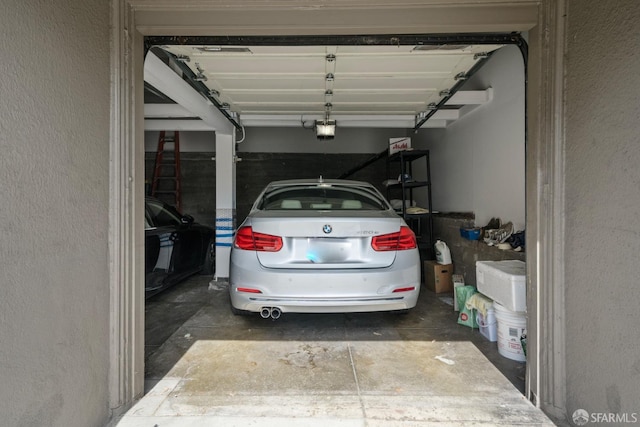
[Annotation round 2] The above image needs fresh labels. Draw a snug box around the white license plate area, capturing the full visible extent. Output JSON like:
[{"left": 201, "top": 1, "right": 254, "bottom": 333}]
[{"left": 306, "top": 238, "right": 352, "bottom": 263}]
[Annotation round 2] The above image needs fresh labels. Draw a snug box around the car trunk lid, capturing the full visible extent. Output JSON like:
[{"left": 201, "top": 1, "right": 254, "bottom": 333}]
[{"left": 247, "top": 211, "right": 403, "bottom": 269}]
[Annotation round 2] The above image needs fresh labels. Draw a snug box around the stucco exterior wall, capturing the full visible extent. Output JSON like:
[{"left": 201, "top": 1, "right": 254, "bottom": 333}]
[
  {"left": 1, "top": 1, "right": 639, "bottom": 425},
  {"left": 0, "top": 1, "right": 111, "bottom": 425},
  {"left": 564, "top": 0, "right": 640, "bottom": 420}
]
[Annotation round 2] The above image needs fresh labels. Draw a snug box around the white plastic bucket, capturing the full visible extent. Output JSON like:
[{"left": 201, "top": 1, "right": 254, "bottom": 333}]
[
  {"left": 476, "top": 308, "right": 497, "bottom": 342},
  {"left": 434, "top": 240, "right": 452, "bottom": 265},
  {"left": 493, "top": 302, "right": 527, "bottom": 362}
]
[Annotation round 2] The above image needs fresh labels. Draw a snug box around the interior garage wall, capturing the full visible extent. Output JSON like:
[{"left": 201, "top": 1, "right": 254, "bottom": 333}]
[
  {"left": 0, "top": 0, "right": 110, "bottom": 426},
  {"left": 237, "top": 126, "right": 403, "bottom": 154},
  {"left": 144, "top": 127, "right": 403, "bottom": 153},
  {"left": 563, "top": 0, "right": 640, "bottom": 419},
  {"left": 145, "top": 127, "right": 406, "bottom": 224},
  {"left": 145, "top": 130, "right": 216, "bottom": 152},
  {"left": 413, "top": 45, "right": 526, "bottom": 231}
]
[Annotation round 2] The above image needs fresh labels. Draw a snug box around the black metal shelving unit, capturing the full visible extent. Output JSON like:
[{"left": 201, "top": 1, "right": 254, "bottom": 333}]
[{"left": 386, "top": 150, "right": 434, "bottom": 258}]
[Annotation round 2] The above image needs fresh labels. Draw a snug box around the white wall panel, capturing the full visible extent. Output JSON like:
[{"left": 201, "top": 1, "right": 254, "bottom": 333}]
[{"left": 413, "top": 45, "right": 526, "bottom": 231}]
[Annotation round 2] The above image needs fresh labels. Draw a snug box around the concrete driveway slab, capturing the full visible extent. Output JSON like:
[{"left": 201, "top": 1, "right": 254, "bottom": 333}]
[{"left": 117, "top": 276, "right": 553, "bottom": 426}]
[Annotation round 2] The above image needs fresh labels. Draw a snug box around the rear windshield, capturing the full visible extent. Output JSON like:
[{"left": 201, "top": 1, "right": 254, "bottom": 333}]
[{"left": 259, "top": 184, "right": 388, "bottom": 211}]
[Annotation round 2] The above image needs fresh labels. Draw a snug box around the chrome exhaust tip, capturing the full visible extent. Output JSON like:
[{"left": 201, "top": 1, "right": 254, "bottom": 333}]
[
  {"left": 270, "top": 307, "right": 282, "bottom": 320},
  {"left": 260, "top": 307, "right": 271, "bottom": 319}
]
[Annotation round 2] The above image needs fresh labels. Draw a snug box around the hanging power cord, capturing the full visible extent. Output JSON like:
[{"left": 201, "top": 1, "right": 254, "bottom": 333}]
[{"left": 301, "top": 115, "right": 315, "bottom": 130}]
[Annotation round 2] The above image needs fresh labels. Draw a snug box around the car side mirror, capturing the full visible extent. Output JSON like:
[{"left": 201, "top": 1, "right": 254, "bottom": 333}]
[{"left": 180, "top": 214, "right": 195, "bottom": 226}]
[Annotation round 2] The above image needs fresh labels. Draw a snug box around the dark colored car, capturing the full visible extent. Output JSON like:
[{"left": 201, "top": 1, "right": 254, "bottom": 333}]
[{"left": 145, "top": 197, "right": 215, "bottom": 298}]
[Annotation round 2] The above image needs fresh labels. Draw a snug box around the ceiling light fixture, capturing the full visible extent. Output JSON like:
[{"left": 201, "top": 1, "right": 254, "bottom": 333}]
[
  {"left": 316, "top": 102, "right": 335, "bottom": 140},
  {"left": 315, "top": 120, "right": 336, "bottom": 140},
  {"left": 325, "top": 73, "right": 335, "bottom": 82}
]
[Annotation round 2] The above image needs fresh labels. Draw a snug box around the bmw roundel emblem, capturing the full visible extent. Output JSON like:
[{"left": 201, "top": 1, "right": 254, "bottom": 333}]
[{"left": 323, "top": 224, "right": 332, "bottom": 234}]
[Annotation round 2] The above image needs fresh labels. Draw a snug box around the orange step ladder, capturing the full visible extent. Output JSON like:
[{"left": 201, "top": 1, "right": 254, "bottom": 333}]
[{"left": 151, "top": 130, "right": 182, "bottom": 210}]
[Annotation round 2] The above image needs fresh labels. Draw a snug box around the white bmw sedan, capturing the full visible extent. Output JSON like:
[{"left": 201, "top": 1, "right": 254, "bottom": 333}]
[{"left": 229, "top": 178, "right": 421, "bottom": 319}]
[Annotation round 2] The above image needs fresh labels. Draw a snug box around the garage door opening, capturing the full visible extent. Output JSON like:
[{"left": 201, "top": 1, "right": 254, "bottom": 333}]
[{"left": 135, "top": 31, "right": 537, "bottom": 420}]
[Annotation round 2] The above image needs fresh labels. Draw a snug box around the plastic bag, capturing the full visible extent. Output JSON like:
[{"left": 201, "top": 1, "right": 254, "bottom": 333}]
[{"left": 456, "top": 285, "right": 478, "bottom": 328}]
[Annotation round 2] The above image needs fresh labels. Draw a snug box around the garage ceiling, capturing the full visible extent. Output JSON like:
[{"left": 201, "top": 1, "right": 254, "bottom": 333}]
[{"left": 144, "top": 35, "right": 517, "bottom": 132}]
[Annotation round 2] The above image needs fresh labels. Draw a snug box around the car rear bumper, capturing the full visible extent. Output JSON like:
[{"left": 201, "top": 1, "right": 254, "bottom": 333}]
[
  {"left": 229, "top": 250, "right": 420, "bottom": 313},
  {"left": 231, "top": 295, "right": 417, "bottom": 314}
]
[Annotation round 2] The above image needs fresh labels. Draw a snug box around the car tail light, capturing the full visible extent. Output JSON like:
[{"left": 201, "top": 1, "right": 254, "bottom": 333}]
[
  {"left": 234, "top": 226, "right": 283, "bottom": 252},
  {"left": 393, "top": 286, "right": 416, "bottom": 293},
  {"left": 237, "top": 287, "right": 262, "bottom": 294},
  {"left": 371, "top": 226, "right": 417, "bottom": 251}
]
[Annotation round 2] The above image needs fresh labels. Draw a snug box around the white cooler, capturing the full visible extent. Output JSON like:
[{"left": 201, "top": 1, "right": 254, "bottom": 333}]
[{"left": 476, "top": 260, "right": 526, "bottom": 312}]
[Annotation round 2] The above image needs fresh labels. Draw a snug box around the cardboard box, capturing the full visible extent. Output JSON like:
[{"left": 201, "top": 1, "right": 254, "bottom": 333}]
[{"left": 424, "top": 260, "right": 453, "bottom": 293}]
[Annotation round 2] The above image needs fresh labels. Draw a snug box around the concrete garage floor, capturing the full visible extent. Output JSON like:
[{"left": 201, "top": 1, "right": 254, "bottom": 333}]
[{"left": 117, "top": 275, "right": 554, "bottom": 426}]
